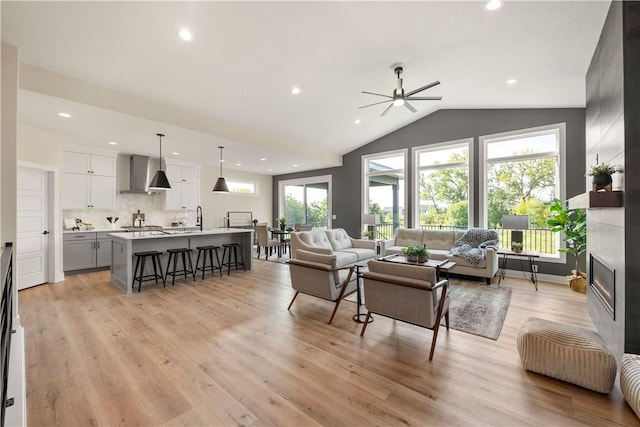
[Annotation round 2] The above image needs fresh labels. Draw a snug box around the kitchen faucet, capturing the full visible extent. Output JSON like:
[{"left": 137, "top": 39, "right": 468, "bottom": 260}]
[{"left": 196, "top": 206, "right": 203, "bottom": 231}]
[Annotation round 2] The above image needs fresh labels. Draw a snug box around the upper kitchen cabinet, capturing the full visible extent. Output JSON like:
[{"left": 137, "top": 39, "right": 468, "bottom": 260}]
[
  {"left": 165, "top": 163, "right": 200, "bottom": 184},
  {"left": 163, "top": 159, "right": 200, "bottom": 210},
  {"left": 63, "top": 147, "right": 117, "bottom": 209}
]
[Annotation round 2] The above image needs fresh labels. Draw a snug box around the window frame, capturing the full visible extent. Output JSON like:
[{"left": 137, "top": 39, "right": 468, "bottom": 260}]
[
  {"left": 479, "top": 123, "right": 566, "bottom": 263},
  {"left": 278, "top": 174, "right": 332, "bottom": 228},
  {"left": 362, "top": 148, "right": 408, "bottom": 229},
  {"left": 225, "top": 179, "right": 260, "bottom": 196},
  {"left": 411, "top": 138, "right": 474, "bottom": 228}
]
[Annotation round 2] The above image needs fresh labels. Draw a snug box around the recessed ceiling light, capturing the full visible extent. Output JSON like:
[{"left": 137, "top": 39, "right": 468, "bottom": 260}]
[
  {"left": 486, "top": 0, "right": 503, "bottom": 10},
  {"left": 172, "top": 152, "right": 180, "bottom": 155},
  {"left": 291, "top": 87, "right": 301, "bottom": 95},
  {"left": 235, "top": 163, "right": 242, "bottom": 166},
  {"left": 58, "top": 112, "right": 71, "bottom": 118},
  {"left": 260, "top": 158, "right": 267, "bottom": 161},
  {"left": 292, "top": 164, "right": 299, "bottom": 168},
  {"left": 507, "top": 79, "right": 518, "bottom": 84},
  {"left": 220, "top": 159, "right": 225, "bottom": 163},
  {"left": 179, "top": 28, "right": 192, "bottom": 41},
  {"left": 108, "top": 141, "right": 117, "bottom": 145},
  {"left": 354, "top": 119, "right": 361, "bottom": 125},
  {"left": 267, "top": 168, "right": 273, "bottom": 171}
]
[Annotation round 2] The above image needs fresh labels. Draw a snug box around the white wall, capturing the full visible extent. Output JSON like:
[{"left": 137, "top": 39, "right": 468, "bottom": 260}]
[{"left": 200, "top": 166, "right": 272, "bottom": 228}]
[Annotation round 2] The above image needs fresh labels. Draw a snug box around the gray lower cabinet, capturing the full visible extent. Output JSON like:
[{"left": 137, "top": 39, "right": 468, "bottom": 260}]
[{"left": 63, "top": 232, "right": 112, "bottom": 272}]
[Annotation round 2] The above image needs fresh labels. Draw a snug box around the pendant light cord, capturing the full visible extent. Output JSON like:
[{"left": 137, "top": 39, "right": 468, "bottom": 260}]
[
  {"left": 157, "top": 133, "right": 165, "bottom": 171},
  {"left": 218, "top": 146, "right": 224, "bottom": 176}
]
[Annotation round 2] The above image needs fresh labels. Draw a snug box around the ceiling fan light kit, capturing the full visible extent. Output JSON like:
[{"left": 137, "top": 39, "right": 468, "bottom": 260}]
[{"left": 360, "top": 65, "right": 442, "bottom": 116}]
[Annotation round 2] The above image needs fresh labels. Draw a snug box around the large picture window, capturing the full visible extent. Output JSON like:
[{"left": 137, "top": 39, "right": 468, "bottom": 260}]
[
  {"left": 480, "top": 124, "right": 565, "bottom": 258},
  {"left": 362, "top": 150, "right": 406, "bottom": 239},
  {"left": 413, "top": 139, "right": 472, "bottom": 230},
  {"left": 278, "top": 175, "right": 331, "bottom": 230}
]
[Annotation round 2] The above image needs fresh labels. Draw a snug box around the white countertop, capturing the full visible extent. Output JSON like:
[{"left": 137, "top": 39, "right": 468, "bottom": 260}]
[
  {"left": 63, "top": 226, "right": 200, "bottom": 234},
  {"left": 109, "top": 228, "right": 252, "bottom": 241}
]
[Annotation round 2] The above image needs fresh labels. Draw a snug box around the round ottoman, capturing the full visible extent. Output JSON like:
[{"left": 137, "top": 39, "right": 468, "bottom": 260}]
[
  {"left": 517, "top": 317, "right": 616, "bottom": 393},
  {"left": 621, "top": 353, "right": 640, "bottom": 419}
]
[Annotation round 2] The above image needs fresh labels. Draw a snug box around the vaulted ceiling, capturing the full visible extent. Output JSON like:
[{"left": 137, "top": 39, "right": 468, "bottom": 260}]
[{"left": 2, "top": 1, "right": 610, "bottom": 174}]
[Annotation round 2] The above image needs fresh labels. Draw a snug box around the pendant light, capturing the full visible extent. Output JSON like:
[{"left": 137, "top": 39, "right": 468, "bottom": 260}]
[
  {"left": 149, "top": 133, "right": 171, "bottom": 190},
  {"left": 212, "top": 146, "right": 229, "bottom": 192}
]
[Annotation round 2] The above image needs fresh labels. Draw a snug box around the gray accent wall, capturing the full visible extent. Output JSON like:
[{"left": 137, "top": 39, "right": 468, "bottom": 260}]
[
  {"left": 586, "top": 1, "right": 640, "bottom": 362},
  {"left": 274, "top": 108, "right": 586, "bottom": 276}
]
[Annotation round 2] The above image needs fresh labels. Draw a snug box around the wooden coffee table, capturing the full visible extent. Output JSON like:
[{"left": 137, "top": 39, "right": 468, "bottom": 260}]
[{"left": 379, "top": 254, "right": 456, "bottom": 281}]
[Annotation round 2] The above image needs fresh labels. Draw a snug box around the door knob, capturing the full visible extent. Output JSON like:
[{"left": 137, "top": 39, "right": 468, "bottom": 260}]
[{"left": 42, "top": 230, "right": 49, "bottom": 235}]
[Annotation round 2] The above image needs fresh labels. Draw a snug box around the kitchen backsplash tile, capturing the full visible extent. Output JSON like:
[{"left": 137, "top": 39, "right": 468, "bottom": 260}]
[{"left": 63, "top": 193, "right": 195, "bottom": 229}]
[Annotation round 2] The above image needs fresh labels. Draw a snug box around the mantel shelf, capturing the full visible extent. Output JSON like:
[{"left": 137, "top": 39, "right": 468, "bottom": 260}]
[{"left": 589, "top": 191, "right": 624, "bottom": 208}]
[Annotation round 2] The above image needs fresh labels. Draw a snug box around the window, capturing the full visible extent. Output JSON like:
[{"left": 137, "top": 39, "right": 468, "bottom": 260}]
[
  {"left": 480, "top": 124, "right": 565, "bottom": 258},
  {"left": 362, "top": 150, "right": 407, "bottom": 239},
  {"left": 413, "top": 139, "right": 473, "bottom": 229},
  {"left": 227, "top": 180, "right": 258, "bottom": 195},
  {"left": 278, "top": 175, "right": 331, "bottom": 230}
]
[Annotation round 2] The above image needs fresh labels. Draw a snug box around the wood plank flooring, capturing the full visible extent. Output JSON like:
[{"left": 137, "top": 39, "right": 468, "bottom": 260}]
[{"left": 19, "top": 260, "right": 639, "bottom": 426}]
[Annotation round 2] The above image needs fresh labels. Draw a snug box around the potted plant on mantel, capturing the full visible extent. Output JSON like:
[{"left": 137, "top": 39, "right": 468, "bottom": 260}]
[
  {"left": 403, "top": 244, "right": 429, "bottom": 263},
  {"left": 587, "top": 162, "right": 620, "bottom": 192},
  {"left": 547, "top": 199, "right": 587, "bottom": 293}
]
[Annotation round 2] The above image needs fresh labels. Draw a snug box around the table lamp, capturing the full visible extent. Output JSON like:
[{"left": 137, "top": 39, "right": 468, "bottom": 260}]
[
  {"left": 502, "top": 214, "right": 529, "bottom": 250},
  {"left": 362, "top": 213, "right": 380, "bottom": 239}
]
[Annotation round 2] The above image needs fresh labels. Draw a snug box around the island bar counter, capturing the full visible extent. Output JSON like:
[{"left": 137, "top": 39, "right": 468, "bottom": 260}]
[{"left": 110, "top": 228, "right": 253, "bottom": 294}]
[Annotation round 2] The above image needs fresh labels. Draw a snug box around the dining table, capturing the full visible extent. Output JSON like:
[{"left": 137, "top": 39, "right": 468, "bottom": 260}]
[{"left": 270, "top": 229, "right": 292, "bottom": 257}]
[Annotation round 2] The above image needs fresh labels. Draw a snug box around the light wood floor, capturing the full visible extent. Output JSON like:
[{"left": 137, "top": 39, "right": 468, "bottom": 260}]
[{"left": 19, "top": 260, "right": 639, "bottom": 426}]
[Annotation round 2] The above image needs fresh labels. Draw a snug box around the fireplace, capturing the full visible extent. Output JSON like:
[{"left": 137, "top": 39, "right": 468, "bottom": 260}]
[{"left": 589, "top": 254, "right": 615, "bottom": 319}]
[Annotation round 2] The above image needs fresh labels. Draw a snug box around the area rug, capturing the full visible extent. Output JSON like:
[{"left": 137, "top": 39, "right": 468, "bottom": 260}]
[
  {"left": 346, "top": 279, "right": 511, "bottom": 340},
  {"left": 445, "top": 280, "right": 512, "bottom": 340}
]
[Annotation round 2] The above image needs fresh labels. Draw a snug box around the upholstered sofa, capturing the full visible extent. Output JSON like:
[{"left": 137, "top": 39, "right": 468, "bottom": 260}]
[
  {"left": 289, "top": 228, "right": 377, "bottom": 267},
  {"left": 380, "top": 228, "right": 499, "bottom": 284}
]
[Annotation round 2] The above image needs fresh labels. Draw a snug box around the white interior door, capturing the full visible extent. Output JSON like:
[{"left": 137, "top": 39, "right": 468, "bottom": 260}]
[{"left": 17, "top": 167, "right": 49, "bottom": 289}]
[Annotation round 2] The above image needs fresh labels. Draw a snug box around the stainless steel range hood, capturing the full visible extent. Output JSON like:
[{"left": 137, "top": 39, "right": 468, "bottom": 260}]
[{"left": 119, "top": 154, "right": 154, "bottom": 194}]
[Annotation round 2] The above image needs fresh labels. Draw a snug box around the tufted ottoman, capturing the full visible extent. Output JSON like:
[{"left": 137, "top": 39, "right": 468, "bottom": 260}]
[
  {"left": 517, "top": 317, "right": 617, "bottom": 393},
  {"left": 621, "top": 354, "right": 640, "bottom": 419}
]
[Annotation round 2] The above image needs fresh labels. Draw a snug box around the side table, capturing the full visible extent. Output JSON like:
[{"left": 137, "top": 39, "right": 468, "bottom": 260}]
[
  {"left": 352, "top": 264, "right": 373, "bottom": 324},
  {"left": 497, "top": 249, "right": 540, "bottom": 290}
]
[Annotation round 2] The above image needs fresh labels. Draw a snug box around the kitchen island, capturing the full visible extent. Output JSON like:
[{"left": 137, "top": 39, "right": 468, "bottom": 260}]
[{"left": 110, "top": 228, "right": 253, "bottom": 294}]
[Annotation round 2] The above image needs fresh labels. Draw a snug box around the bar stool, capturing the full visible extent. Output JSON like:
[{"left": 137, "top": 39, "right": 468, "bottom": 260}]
[
  {"left": 221, "top": 242, "right": 246, "bottom": 275},
  {"left": 132, "top": 251, "right": 165, "bottom": 292},
  {"left": 195, "top": 245, "right": 222, "bottom": 279},
  {"left": 165, "top": 248, "right": 195, "bottom": 285}
]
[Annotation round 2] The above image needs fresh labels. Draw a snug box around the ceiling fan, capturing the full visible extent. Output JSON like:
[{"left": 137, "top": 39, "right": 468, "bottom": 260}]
[{"left": 360, "top": 66, "right": 442, "bottom": 116}]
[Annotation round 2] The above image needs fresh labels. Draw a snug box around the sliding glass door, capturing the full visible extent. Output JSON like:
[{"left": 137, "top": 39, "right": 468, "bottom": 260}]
[{"left": 279, "top": 176, "right": 331, "bottom": 230}]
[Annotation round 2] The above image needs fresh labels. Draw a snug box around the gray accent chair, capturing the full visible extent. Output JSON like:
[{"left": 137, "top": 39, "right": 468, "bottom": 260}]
[
  {"left": 287, "top": 249, "right": 357, "bottom": 324},
  {"left": 361, "top": 260, "right": 450, "bottom": 361},
  {"left": 255, "top": 224, "right": 280, "bottom": 259}
]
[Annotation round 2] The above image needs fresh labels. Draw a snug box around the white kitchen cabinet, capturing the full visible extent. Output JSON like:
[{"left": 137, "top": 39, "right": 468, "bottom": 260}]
[
  {"left": 164, "top": 182, "right": 200, "bottom": 210},
  {"left": 163, "top": 161, "right": 200, "bottom": 210},
  {"left": 165, "top": 163, "right": 199, "bottom": 184},
  {"left": 63, "top": 150, "right": 116, "bottom": 209},
  {"left": 63, "top": 173, "right": 115, "bottom": 209},
  {"left": 64, "top": 152, "right": 116, "bottom": 176}
]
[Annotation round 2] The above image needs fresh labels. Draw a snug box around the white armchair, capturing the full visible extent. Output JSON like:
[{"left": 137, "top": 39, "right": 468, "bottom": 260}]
[{"left": 361, "top": 260, "right": 450, "bottom": 361}]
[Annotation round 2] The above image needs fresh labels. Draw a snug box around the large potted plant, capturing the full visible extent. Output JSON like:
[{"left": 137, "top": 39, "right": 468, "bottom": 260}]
[{"left": 547, "top": 199, "right": 587, "bottom": 292}]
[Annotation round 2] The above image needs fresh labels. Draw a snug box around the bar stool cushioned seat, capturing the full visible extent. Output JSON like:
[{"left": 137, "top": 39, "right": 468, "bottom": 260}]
[
  {"left": 517, "top": 317, "right": 617, "bottom": 393},
  {"left": 621, "top": 353, "right": 640, "bottom": 419}
]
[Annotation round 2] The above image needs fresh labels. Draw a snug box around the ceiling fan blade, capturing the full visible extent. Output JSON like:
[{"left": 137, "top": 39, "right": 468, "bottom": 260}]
[
  {"left": 359, "top": 100, "right": 392, "bottom": 109},
  {"left": 362, "top": 91, "right": 393, "bottom": 99},
  {"left": 405, "top": 81, "right": 441, "bottom": 97},
  {"left": 380, "top": 103, "right": 394, "bottom": 117},
  {"left": 404, "top": 101, "right": 417, "bottom": 113},
  {"left": 405, "top": 96, "right": 443, "bottom": 101}
]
